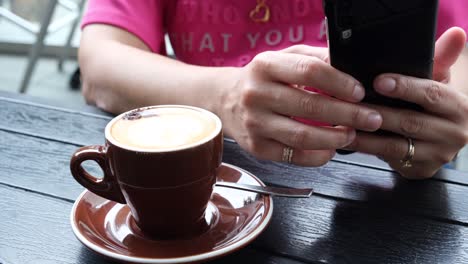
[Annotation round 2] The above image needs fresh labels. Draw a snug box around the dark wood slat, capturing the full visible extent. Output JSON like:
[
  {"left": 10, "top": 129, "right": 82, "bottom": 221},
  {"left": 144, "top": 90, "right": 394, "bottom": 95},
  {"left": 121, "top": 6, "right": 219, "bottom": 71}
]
[
  {"left": 0, "top": 90, "right": 110, "bottom": 116},
  {"left": 1, "top": 95, "right": 466, "bottom": 184},
  {"left": 257, "top": 197, "right": 468, "bottom": 264},
  {"left": 0, "top": 185, "right": 304, "bottom": 264},
  {"left": 0, "top": 96, "right": 111, "bottom": 146},
  {"left": 2, "top": 129, "right": 468, "bottom": 225},
  {"left": 1, "top": 184, "right": 468, "bottom": 264},
  {"left": 223, "top": 140, "right": 468, "bottom": 224},
  {"left": 0, "top": 96, "right": 459, "bottom": 178},
  {"left": 0, "top": 130, "right": 91, "bottom": 200},
  {"left": 0, "top": 185, "right": 109, "bottom": 264}
]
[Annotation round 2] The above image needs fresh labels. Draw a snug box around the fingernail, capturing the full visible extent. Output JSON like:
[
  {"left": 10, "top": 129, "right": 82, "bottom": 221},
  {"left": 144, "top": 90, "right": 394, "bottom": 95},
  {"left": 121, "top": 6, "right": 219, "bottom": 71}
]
[
  {"left": 352, "top": 83, "right": 365, "bottom": 101},
  {"left": 376, "top": 77, "right": 396, "bottom": 93},
  {"left": 367, "top": 112, "right": 382, "bottom": 130},
  {"left": 347, "top": 129, "right": 356, "bottom": 144}
]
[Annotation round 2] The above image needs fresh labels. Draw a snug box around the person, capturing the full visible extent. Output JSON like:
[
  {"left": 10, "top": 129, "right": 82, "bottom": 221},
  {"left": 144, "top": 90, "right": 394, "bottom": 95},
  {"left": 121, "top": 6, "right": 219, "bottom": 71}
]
[{"left": 78, "top": 0, "right": 468, "bottom": 179}]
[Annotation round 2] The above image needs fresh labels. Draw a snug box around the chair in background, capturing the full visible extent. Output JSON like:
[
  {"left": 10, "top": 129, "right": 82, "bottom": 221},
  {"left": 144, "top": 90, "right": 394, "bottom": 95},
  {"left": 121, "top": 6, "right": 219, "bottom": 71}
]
[{"left": 0, "top": 0, "right": 85, "bottom": 93}]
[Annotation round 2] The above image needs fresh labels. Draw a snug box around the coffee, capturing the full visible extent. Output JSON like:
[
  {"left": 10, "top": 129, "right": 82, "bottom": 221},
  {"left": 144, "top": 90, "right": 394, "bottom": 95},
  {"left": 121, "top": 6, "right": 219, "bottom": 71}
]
[
  {"left": 109, "top": 107, "right": 219, "bottom": 151},
  {"left": 71, "top": 105, "right": 224, "bottom": 238}
]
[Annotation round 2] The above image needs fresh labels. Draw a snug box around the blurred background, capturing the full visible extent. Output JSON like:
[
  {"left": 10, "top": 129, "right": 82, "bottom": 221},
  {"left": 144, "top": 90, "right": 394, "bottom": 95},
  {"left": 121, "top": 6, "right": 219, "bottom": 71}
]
[
  {"left": 0, "top": 0, "right": 466, "bottom": 171},
  {"left": 0, "top": 0, "right": 84, "bottom": 108}
]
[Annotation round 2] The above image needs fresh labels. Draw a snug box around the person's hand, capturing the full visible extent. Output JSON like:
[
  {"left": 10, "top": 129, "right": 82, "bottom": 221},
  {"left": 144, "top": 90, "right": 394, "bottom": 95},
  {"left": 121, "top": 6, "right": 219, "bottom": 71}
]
[
  {"left": 220, "top": 45, "right": 383, "bottom": 166},
  {"left": 345, "top": 27, "right": 468, "bottom": 179}
]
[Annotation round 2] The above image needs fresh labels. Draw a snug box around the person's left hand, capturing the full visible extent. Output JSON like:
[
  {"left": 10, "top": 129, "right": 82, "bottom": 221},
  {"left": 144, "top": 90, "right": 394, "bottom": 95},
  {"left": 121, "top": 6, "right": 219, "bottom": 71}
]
[{"left": 345, "top": 27, "right": 468, "bottom": 179}]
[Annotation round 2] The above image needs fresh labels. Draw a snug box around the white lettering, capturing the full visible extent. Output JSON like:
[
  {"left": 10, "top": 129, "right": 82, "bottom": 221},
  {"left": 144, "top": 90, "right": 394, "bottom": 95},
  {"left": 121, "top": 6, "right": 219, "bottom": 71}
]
[
  {"left": 265, "top": 30, "right": 282, "bottom": 46},
  {"left": 179, "top": 0, "right": 198, "bottom": 23},
  {"left": 247, "top": 33, "right": 261, "bottom": 49},
  {"left": 318, "top": 18, "right": 327, "bottom": 40},
  {"left": 289, "top": 25, "right": 304, "bottom": 43},
  {"left": 202, "top": 2, "right": 220, "bottom": 24},
  {"left": 199, "top": 33, "right": 215, "bottom": 53},
  {"left": 181, "top": 33, "right": 193, "bottom": 52},
  {"left": 222, "top": 34, "right": 232, "bottom": 52}
]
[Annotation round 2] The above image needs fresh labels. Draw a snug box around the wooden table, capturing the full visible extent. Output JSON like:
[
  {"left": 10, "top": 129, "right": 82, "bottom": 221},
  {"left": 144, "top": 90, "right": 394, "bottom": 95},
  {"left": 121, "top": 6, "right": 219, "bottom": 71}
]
[{"left": 1, "top": 91, "right": 468, "bottom": 264}]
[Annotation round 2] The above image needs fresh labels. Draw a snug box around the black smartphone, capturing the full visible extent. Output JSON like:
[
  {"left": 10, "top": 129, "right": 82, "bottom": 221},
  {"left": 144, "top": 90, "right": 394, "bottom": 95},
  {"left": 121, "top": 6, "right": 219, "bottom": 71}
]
[{"left": 323, "top": 0, "right": 439, "bottom": 110}]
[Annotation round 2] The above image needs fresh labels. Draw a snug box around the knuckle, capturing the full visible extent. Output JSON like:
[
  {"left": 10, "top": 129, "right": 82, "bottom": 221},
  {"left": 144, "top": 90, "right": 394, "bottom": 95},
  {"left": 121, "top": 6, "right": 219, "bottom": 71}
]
[
  {"left": 289, "top": 127, "right": 309, "bottom": 149},
  {"left": 349, "top": 107, "right": 364, "bottom": 125},
  {"left": 334, "top": 131, "right": 351, "bottom": 148},
  {"left": 344, "top": 78, "right": 357, "bottom": 96},
  {"left": 456, "top": 99, "right": 468, "bottom": 116},
  {"left": 400, "top": 170, "right": 434, "bottom": 180},
  {"left": 250, "top": 51, "right": 274, "bottom": 73},
  {"left": 242, "top": 113, "right": 260, "bottom": 131},
  {"left": 463, "top": 131, "right": 468, "bottom": 145},
  {"left": 399, "top": 111, "right": 425, "bottom": 136},
  {"left": 381, "top": 141, "right": 406, "bottom": 159},
  {"left": 452, "top": 130, "right": 468, "bottom": 146},
  {"left": 309, "top": 151, "right": 333, "bottom": 167},
  {"left": 249, "top": 144, "right": 264, "bottom": 159},
  {"left": 299, "top": 96, "right": 325, "bottom": 116},
  {"left": 240, "top": 83, "right": 262, "bottom": 108},
  {"left": 284, "top": 44, "right": 308, "bottom": 53},
  {"left": 396, "top": 77, "right": 413, "bottom": 98},
  {"left": 243, "top": 138, "right": 263, "bottom": 158},
  {"left": 424, "top": 82, "right": 445, "bottom": 105},
  {"left": 293, "top": 57, "right": 320, "bottom": 75},
  {"left": 431, "top": 150, "right": 452, "bottom": 166}
]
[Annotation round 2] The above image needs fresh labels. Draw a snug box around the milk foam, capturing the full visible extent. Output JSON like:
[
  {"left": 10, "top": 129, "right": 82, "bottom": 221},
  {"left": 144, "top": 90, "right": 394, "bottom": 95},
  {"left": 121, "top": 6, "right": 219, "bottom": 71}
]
[{"left": 110, "top": 107, "right": 218, "bottom": 150}]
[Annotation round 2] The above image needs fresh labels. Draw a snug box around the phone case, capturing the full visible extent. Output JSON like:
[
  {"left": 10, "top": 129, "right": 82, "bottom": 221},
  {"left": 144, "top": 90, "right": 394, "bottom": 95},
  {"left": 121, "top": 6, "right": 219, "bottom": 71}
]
[{"left": 323, "top": 0, "right": 439, "bottom": 110}]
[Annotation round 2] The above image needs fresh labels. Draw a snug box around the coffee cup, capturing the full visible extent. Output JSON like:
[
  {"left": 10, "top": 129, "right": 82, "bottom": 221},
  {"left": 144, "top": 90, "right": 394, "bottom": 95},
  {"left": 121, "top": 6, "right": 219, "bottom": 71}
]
[{"left": 70, "top": 105, "right": 223, "bottom": 238}]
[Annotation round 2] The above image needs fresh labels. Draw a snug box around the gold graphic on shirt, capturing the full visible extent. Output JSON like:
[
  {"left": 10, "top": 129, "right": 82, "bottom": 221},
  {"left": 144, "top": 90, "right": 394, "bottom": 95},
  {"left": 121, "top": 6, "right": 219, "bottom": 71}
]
[{"left": 250, "top": 0, "right": 270, "bottom": 23}]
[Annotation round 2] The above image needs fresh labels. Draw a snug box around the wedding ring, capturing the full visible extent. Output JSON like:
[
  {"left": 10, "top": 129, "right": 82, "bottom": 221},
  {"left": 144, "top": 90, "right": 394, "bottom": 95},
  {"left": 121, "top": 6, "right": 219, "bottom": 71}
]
[
  {"left": 400, "top": 137, "right": 415, "bottom": 168},
  {"left": 282, "top": 147, "right": 294, "bottom": 164}
]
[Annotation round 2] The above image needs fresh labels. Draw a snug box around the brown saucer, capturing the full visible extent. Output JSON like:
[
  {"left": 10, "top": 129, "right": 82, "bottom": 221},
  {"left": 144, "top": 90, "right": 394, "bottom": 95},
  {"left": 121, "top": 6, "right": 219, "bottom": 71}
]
[{"left": 70, "top": 163, "right": 273, "bottom": 263}]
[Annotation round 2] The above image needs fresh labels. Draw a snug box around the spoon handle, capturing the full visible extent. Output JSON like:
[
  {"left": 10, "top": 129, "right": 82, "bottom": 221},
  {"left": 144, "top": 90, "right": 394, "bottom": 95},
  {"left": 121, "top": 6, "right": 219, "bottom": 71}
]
[{"left": 215, "top": 182, "right": 313, "bottom": 198}]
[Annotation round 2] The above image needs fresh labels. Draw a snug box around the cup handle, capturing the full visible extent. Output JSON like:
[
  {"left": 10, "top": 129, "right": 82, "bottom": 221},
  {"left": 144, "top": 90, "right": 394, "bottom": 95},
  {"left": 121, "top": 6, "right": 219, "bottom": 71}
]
[{"left": 70, "top": 145, "right": 126, "bottom": 203}]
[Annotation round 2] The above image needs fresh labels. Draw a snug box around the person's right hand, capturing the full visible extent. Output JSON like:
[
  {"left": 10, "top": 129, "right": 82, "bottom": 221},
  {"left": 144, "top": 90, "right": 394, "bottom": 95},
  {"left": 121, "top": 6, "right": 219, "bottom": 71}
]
[{"left": 219, "top": 45, "right": 383, "bottom": 166}]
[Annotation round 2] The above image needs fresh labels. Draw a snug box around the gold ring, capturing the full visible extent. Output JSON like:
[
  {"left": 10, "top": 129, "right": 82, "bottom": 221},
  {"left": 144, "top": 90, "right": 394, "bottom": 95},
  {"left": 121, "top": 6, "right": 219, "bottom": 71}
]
[
  {"left": 282, "top": 147, "right": 294, "bottom": 164},
  {"left": 400, "top": 137, "right": 415, "bottom": 168}
]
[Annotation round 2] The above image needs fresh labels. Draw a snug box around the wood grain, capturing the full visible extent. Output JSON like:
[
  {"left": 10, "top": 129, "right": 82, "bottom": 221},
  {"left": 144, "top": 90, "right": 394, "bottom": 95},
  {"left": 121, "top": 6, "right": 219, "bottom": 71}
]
[
  {"left": 1, "top": 184, "right": 468, "bottom": 264},
  {"left": 1, "top": 97, "right": 466, "bottom": 186},
  {"left": 2, "top": 94, "right": 468, "bottom": 264},
  {"left": 258, "top": 196, "right": 468, "bottom": 264},
  {"left": 0, "top": 97, "right": 110, "bottom": 146},
  {"left": 0, "top": 185, "right": 305, "bottom": 264},
  {"left": 2, "top": 129, "right": 468, "bottom": 225}
]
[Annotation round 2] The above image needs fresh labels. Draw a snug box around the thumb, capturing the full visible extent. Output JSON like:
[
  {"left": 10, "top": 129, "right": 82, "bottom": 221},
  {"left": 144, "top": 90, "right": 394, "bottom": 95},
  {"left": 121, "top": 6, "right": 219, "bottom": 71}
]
[{"left": 433, "top": 27, "right": 466, "bottom": 82}]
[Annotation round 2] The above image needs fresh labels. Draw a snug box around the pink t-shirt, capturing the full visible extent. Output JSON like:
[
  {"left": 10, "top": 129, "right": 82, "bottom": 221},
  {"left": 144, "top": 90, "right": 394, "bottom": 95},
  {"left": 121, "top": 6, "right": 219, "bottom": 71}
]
[{"left": 82, "top": 0, "right": 468, "bottom": 68}]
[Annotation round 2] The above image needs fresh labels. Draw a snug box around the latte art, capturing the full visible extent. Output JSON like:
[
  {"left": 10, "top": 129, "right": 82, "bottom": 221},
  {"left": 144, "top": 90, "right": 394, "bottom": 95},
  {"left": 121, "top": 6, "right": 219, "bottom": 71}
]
[{"left": 110, "top": 107, "right": 219, "bottom": 151}]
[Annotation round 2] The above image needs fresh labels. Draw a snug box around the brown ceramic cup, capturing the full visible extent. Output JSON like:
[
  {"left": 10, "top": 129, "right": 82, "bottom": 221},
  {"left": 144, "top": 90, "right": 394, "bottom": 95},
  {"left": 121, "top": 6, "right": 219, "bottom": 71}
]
[{"left": 70, "top": 105, "right": 223, "bottom": 239}]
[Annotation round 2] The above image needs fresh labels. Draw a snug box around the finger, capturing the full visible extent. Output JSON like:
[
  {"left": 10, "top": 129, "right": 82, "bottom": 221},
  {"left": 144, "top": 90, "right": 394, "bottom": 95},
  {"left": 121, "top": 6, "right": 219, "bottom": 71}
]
[
  {"left": 251, "top": 138, "right": 336, "bottom": 167},
  {"left": 433, "top": 27, "right": 467, "bottom": 82},
  {"left": 280, "top": 45, "right": 329, "bottom": 62},
  {"left": 345, "top": 132, "right": 432, "bottom": 163},
  {"left": 250, "top": 51, "right": 365, "bottom": 103},
  {"left": 373, "top": 74, "right": 467, "bottom": 119},
  {"left": 385, "top": 160, "right": 440, "bottom": 180},
  {"left": 367, "top": 104, "right": 466, "bottom": 145},
  {"left": 260, "top": 114, "right": 356, "bottom": 150},
  {"left": 264, "top": 84, "right": 382, "bottom": 131}
]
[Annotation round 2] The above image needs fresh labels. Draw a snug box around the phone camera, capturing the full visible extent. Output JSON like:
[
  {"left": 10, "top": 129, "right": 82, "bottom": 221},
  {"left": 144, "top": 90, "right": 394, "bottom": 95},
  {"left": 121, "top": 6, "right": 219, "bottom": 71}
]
[{"left": 341, "top": 29, "right": 352, "bottom": 39}]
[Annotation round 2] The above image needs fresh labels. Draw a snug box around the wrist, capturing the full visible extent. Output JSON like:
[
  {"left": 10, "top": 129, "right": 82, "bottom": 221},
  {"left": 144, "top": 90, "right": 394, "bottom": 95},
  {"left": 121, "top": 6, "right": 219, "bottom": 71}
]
[{"left": 206, "top": 66, "right": 242, "bottom": 138}]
